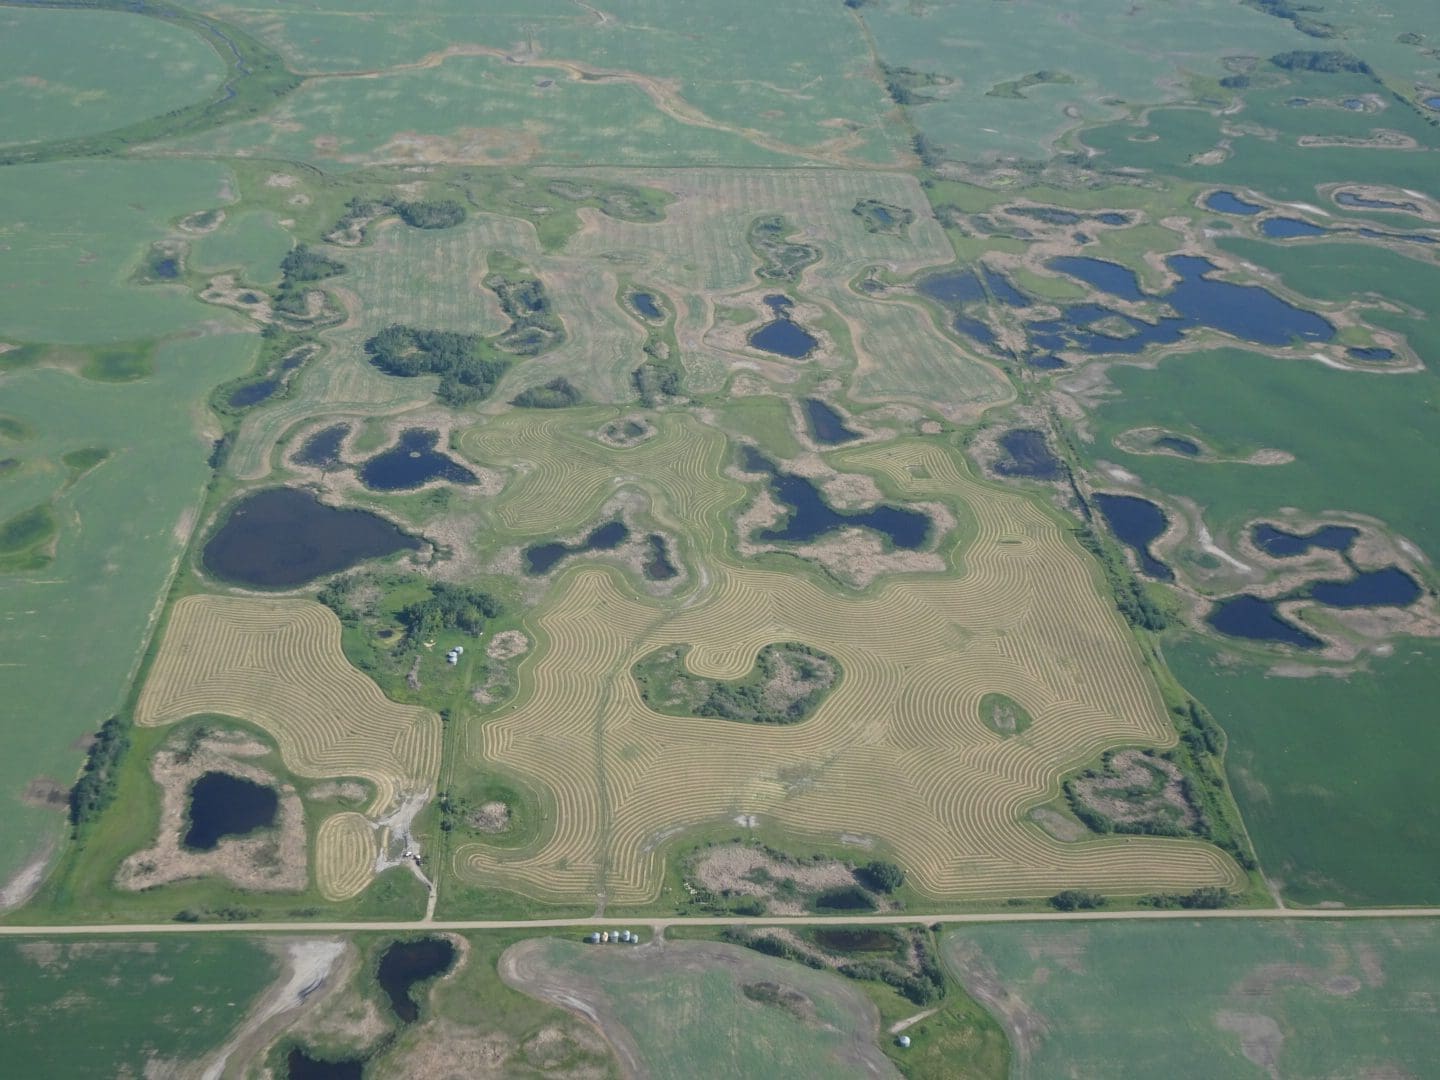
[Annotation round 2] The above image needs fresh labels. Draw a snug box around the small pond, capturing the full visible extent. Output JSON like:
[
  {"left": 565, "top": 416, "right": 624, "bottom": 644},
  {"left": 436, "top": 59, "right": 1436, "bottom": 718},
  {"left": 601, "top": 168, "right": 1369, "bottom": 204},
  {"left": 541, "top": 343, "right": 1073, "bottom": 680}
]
[
  {"left": 1354, "top": 226, "right": 1437, "bottom": 246},
  {"left": 1026, "top": 353, "right": 1067, "bottom": 370},
  {"left": 286, "top": 1048, "right": 364, "bottom": 1080},
  {"left": 359, "top": 428, "right": 477, "bottom": 491},
  {"left": 1092, "top": 493, "right": 1173, "bottom": 581},
  {"left": 1305, "top": 567, "right": 1420, "bottom": 608},
  {"left": 1154, "top": 435, "right": 1200, "bottom": 456},
  {"left": 1047, "top": 256, "right": 1145, "bottom": 301},
  {"left": 749, "top": 315, "right": 818, "bottom": 359},
  {"left": 153, "top": 258, "right": 180, "bottom": 279},
  {"left": 993, "top": 428, "right": 1062, "bottom": 480},
  {"left": 1094, "top": 212, "right": 1130, "bottom": 226},
  {"left": 953, "top": 313, "right": 997, "bottom": 349},
  {"left": 1334, "top": 191, "right": 1420, "bottom": 213},
  {"left": 918, "top": 269, "right": 986, "bottom": 305},
  {"left": 1424, "top": 95, "right": 1440, "bottom": 110},
  {"left": 1346, "top": 346, "right": 1396, "bottom": 363},
  {"left": 293, "top": 424, "right": 351, "bottom": 468},
  {"left": 227, "top": 378, "right": 281, "bottom": 409},
  {"left": 981, "top": 266, "right": 1029, "bottom": 307},
  {"left": 184, "top": 772, "right": 278, "bottom": 851},
  {"left": 524, "top": 520, "right": 629, "bottom": 575},
  {"left": 1251, "top": 522, "right": 1358, "bottom": 558},
  {"left": 1007, "top": 206, "right": 1082, "bottom": 226},
  {"left": 803, "top": 398, "right": 859, "bottom": 445},
  {"left": 1207, "top": 595, "right": 1322, "bottom": 650},
  {"left": 1260, "top": 216, "right": 1328, "bottom": 239},
  {"left": 203, "top": 487, "right": 420, "bottom": 589},
  {"left": 743, "top": 446, "right": 930, "bottom": 550},
  {"left": 630, "top": 291, "right": 663, "bottom": 320},
  {"left": 377, "top": 937, "right": 456, "bottom": 1024},
  {"left": 642, "top": 533, "right": 677, "bottom": 581}
]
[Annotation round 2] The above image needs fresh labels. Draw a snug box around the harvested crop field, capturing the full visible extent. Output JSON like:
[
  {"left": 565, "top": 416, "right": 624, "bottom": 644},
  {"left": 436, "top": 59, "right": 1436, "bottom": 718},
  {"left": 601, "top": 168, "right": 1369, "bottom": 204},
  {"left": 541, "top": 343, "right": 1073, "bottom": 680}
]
[{"left": 453, "top": 413, "right": 1240, "bottom": 904}]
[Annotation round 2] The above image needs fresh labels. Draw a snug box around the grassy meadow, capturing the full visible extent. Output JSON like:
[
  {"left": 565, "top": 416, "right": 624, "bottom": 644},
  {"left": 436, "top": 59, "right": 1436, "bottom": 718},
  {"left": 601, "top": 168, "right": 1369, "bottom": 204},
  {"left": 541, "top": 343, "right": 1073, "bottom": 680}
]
[{"left": 947, "top": 918, "right": 1440, "bottom": 1079}]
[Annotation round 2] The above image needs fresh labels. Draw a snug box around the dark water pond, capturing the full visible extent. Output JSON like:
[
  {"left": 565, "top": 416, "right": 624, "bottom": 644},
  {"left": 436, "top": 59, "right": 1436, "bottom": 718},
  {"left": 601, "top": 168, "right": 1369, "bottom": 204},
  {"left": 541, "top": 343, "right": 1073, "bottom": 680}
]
[
  {"left": 953, "top": 313, "right": 997, "bottom": 348},
  {"left": 1354, "top": 226, "right": 1437, "bottom": 245},
  {"left": 359, "top": 429, "right": 477, "bottom": 491},
  {"left": 153, "top": 258, "right": 180, "bottom": 279},
  {"left": 804, "top": 398, "right": 859, "bottom": 445},
  {"left": 1251, "top": 522, "right": 1358, "bottom": 557},
  {"left": 294, "top": 424, "right": 351, "bottom": 468},
  {"left": 1342, "top": 97, "right": 1365, "bottom": 111},
  {"left": 1207, "top": 595, "right": 1323, "bottom": 649},
  {"left": 750, "top": 316, "right": 818, "bottom": 359},
  {"left": 1095, "top": 212, "right": 1130, "bottom": 226},
  {"left": 1048, "top": 256, "right": 1145, "bottom": 300},
  {"left": 810, "top": 927, "right": 896, "bottom": 952},
  {"left": 1334, "top": 191, "right": 1421, "bottom": 213},
  {"left": 994, "top": 428, "right": 1062, "bottom": 480},
  {"left": 1026, "top": 353, "right": 1067, "bottom": 370},
  {"left": 184, "top": 772, "right": 277, "bottom": 851},
  {"left": 1306, "top": 567, "right": 1421, "bottom": 608},
  {"left": 228, "top": 378, "right": 280, "bottom": 408},
  {"left": 1346, "top": 346, "right": 1396, "bottom": 363},
  {"left": 1155, "top": 435, "right": 1201, "bottom": 456},
  {"left": 1032, "top": 255, "right": 1333, "bottom": 355},
  {"left": 286, "top": 1048, "right": 364, "bottom": 1080},
  {"left": 918, "top": 269, "right": 985, "bottom": 305},
  {"left": 1007, "top": 206, "right": 1082, "bottom": 226},
  {"left": 203, "top": 487, "right": 420, "bottom": 588},
  {"left": 642, "top": 533, "right": 677, "bottom": 580},
  {"left": 524, "top": 520, "right": 629, "bottom": 575},
  {"left": 982, "top": 266, "right": 1029, "bottom": 307},
  {"left": 630, "top": 291, "right": 663, "bottom": 320},
  {"left": 743, "top": 446, "right": 930, "bottom": 550},
  {"left": 378, "top": 937, "right": 456, "bottom": 1024},
  {"left": 1261, "top": 216, "right": 1328, "bottom": 239},
  {"left": 1424, "top": 96, "right": 1440, "bottom": 110},
  {"left": 1093, "top": 493, "right": 1173, "bottom": 581}
]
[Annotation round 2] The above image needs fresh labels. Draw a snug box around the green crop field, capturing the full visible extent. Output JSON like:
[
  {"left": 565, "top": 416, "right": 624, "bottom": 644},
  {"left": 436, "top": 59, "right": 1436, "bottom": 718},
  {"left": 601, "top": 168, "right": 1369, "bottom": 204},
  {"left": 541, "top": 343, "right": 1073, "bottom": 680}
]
[
  {"left": 948, "top": 919, "right": 1440, "bottom": 1079},
  {"left": 0, "top": 935, "right": 277, "bottom": 1074},
  {"left": 0, "top": 6, "right": 224, "bottom": 148}
]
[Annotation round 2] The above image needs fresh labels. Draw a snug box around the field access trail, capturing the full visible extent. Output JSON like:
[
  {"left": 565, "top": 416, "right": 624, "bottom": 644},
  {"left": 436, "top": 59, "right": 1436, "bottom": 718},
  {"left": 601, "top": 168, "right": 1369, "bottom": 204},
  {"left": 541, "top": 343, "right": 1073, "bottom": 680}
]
[{"left": 2, "top": 907, "right": 1438, "bottom": 938}]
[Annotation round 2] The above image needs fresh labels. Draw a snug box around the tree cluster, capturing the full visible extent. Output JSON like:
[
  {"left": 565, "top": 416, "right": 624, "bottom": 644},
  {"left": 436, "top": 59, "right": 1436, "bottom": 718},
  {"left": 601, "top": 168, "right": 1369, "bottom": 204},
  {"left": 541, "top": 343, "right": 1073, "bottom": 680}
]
[
  {"left": 1140, "top": 886, "right": 1238, "bottom": 910},
  {"left": 363, "top": 324, "right": 510, "bottom": 406},
  {"left": 1049, "top": 889, "right": 1107, "bottom": 911},
  {"left": 857, "top": 859, "right": 906, "bottom": 893},
  {"left": 1270, "top": 49, "right": 1373, "bottom": 74},
  {"left": 398, "top": 582, "right": 502, "bottom": 641},
  {"left": 512, "top": 376, "right": 583, "bottom": 409},
  {"left": 69, "top": 715, "right": 130, "bottom": 830}
]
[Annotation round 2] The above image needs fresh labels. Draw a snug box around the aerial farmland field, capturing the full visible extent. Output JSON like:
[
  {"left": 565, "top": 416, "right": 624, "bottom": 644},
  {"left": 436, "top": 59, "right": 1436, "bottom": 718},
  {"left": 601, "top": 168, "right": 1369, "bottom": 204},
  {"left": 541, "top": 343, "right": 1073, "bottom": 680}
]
[{"left": 2, "top": 0, "right": 1438, "bottom": 1074}]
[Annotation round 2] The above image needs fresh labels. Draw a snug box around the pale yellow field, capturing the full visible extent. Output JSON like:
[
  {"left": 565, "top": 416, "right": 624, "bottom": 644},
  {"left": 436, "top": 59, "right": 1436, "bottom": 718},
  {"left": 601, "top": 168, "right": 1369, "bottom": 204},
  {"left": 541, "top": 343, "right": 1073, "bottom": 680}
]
[
  {"left": 453, "top": 415, "right": 1242, "bottom": 903},
  {"left": 137, "top": 596, "right": 441, "bottom": 814},
  {"left": 315, "top": 811, "right": 380, "bottom": 901}
]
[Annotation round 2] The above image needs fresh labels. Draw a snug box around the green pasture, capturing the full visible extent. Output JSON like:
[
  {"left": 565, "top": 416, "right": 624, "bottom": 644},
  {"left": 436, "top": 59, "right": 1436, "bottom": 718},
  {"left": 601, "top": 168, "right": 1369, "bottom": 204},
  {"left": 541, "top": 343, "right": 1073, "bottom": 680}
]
[
  {"left": 1081, "top": 70, "right": 1440, "bottom": 200},
  {"left": 948, "top": 918, "right": 1440, "bottom": 1079},
  {"left": 507, "top": 937, "right": 897, "bottom": 1078},
  {"left": 1090, "top": 347, "right": 1440, "bottom": 572},
  {"left": 0, "top": 160, "right": 258, "bottom": 888},
  {"left": 0, "top": 935, "right": 277, "bottom": 1074},
  {"left": 189, "top": 210, "right": 293, "bottom": 287},
  {"left": 1170, "top": 639, "right": 1440, "bottom": 906},
  {"left": 861, "top": 0, "right": 1307, "bottom": 162},
  {"left": 0, "top": 6, "right": 223, "bottom": 148}
]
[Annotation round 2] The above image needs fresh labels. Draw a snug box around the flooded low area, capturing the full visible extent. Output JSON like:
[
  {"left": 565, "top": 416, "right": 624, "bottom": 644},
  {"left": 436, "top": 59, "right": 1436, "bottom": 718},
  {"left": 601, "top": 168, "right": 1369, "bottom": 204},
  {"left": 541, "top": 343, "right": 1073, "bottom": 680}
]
[
  {"left": 744, "top": 446, "right": 930, "bottom": 550},
  {"left": 202, "top": 487, "right": 420, "bottom": 588},
  {"left": 377, "top": 937, "right": 456, "bottom": 1024},
  {"left": 1092, "top": 492, "right": 1173, "bottom": 581},
  {"left": 981, "top": 266, "right": 1029, "bottom": 307},
  {"left": 183, "top": 772, "right": 277, "bottom": 851},
  {"left": 1346, "top": 346, "right": 1396, "bottom": 363},
  {"left": 803, "top": 398, "right": 859, "bottom": 445},
  {"left": 993, "top": 428, "right": 1063, "bottom": 480},
  {"left": 1207, "top": 595, "right": 1323, "bottom": 649},
  {"left": 1026, "top": 353, "right": 1067, "bottom": 370},
  {"left": 749, "top": 315, "right": 818, "bottom": 359},
  {"left": 359, "top": 428, "right": 477, "bottom": 491},
  {"left": 642, "top": 533, "right": 677, "bottom": 580},
  {"left": 293, "top": 423, "right": 351, "bottom": 468},
  {"left": 524, "top": 520, "right": 629, "bottom": 575},
  {"left": 1252, "top": 522, "right": 1358, "bottom": 557},
  {"left": 227, "top": 378, "right": 281, "bottom": 409},
  {"left": 919, "top": 269, "right": 986, "bottom": 305},
  {"left": 1334, "top": 191, "right": 1420, "bottom": 213},
  {"left": 1035, "top": 254, "right": 1333, "bottom": 356}
]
